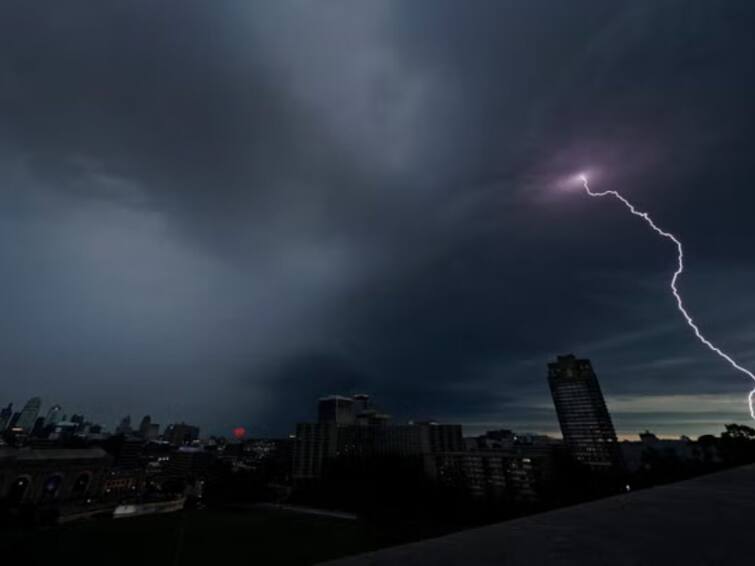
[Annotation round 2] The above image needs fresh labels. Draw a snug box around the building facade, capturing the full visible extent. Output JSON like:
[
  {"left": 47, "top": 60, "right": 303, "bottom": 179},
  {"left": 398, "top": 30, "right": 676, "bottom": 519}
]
[
  {"left": 293, "top": 422, "right": 338, "bottom": 480},
  {"left": 15, "top": 397, "right": 42, "bottom": 433},
  {"left": 424, "top": 452, "right": 508, "bottom": 500},
  {"left": 0, "top": 447, "right": 111, "bottom": 505},
  {"left": 44, "top": 405, "right": 64, "bottom": 428},
  {"left": 0, "top": 403, "right": 12, "bottom": 431},
  {"left": 548, "top": 355, "right": 622, "bottom": 471},
  {"left": 293, "top": 394, "right": 465, "bottom": 481},
  {"left": 163, "top": 423, "right": 200, "bottom": 446},
  {"left": 318, "top": 396, "right": 356, "bottom": 425}
]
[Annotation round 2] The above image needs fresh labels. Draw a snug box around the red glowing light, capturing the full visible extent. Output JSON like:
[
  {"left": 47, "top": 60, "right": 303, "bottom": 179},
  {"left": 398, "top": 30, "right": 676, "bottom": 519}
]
[{"left": 233, "top": 427, "right": 246, "bottom": 440}]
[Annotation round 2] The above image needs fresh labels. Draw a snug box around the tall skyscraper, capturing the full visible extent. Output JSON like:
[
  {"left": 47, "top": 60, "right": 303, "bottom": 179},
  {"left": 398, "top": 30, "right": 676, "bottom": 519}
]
[
  {"left": 138, "top": 415, "right": 160, "bottom": 440},
  {"left": 0, "top": 403, "right": 13, "bottom": 431},
  {"left": 45, "top": 404, "right": 64, "bottom": 427},
  {"left": 8, "top": 412, "right": 21, "bottom": 429},
  {"left": 16, "top": 397, "right": 42, "bottom": 432},
  {"left": 31, "top": 416, "right": 46, "bottom": 437},
  {"left": 548, "top": 355, "right": 621, "bottom": 471},
  {"left": 139, "top": 415, "right": 151, "bottom": 436},
  {"left": 116, "top": 415, "right": 132, "bottom": 435}
]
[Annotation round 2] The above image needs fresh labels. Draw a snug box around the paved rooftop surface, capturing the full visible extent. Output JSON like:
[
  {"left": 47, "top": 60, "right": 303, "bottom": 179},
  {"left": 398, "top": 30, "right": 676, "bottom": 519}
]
[{"left": 320, "top": 465, "right": 755, "bottom": 566}]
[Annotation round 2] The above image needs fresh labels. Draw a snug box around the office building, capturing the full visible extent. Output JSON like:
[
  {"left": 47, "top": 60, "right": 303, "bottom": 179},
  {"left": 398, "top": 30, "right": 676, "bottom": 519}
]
[
  {"left": 116, "top": 415, "right": 133, "bottom": 435},
  {"left": 164, "top": 422, "right": 200, "bottom": 446},
  {"left": 44, "top": 404, "right": 64, "bottom": 427},
  {"left": 294, "top": 394, "right": 465, "bottom": 481},
  {"left": 293, "top": 422, "right": 338, "bottom": 480},
  {"left": 31, "top": 417, "right": 46, "bottom": 438},
  {"left": 318, "top": 395, "right": 356, "bottom": 425},
  {"left": 0, "top": 403, "right": 12, "bottom": 431},
  {"left": 138, "top": 415, "right": 159, "bottom": 439},
  {"left": 16, "top": 397, "right": 42, "bottom": 432},
  {"left": 139, "top": 415, "right": 160, "bottom": 440},
  {"left": 8, "top": 412, "right": 21, "bottom": 430},
  {"left": 145, "top": 423, "right": 160, "bottom": 440}
]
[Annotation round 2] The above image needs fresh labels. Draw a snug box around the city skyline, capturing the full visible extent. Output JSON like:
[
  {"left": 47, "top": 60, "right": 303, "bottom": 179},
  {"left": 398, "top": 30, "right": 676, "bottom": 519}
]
[
  {"left": 1, "top": 2, "right": 754, "bottom": 439},
  {"left": 2, "top": 386, "right": 747, "bottom": 440},
  {"left": 1, "top": 351, "right": 748, "bottom": 441},
  {"left": 2, "top": 4, "right": 755, "bottom": 564},
  {"left": 5, "top": 350, "right": 747, "bottom": 562}
]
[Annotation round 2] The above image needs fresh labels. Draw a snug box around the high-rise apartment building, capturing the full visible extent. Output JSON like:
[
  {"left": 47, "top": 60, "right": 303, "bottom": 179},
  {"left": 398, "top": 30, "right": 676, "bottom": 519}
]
[{"left": 548, "top": 355, "right": 621, "bottom": 471}]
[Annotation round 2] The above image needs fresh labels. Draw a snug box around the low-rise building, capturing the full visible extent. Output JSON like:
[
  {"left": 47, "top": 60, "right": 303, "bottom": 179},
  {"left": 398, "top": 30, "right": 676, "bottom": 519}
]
[
  {"left": 293, "top": 394, "right": 465, "bottom": 481},
  {"left": 621, "top": 431, "right": 719, "bottom": 473},
  {"left": 0, "top": 447, "right": 111, "bottom": 505}
]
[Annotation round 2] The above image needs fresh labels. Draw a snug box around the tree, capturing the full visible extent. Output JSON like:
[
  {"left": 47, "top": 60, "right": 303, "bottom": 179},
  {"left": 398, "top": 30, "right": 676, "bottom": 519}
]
[
  {"left": 719, "top": 423, "right": 755, "bottom": 466},
  {"left": 722, "top": 424, "right": 755, "bottom": 440}
]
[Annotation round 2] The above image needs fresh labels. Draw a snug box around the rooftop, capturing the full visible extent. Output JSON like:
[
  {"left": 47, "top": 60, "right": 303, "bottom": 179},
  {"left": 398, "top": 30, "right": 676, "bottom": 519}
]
[{"left": 320, "top": 464, "right": 755, "bottom": 566}]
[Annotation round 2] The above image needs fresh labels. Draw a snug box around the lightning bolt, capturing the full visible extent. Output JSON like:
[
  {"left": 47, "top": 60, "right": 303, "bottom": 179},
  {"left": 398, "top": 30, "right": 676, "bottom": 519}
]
[{"left": 579, "top": 174, "right": 755, "bottom": 420}]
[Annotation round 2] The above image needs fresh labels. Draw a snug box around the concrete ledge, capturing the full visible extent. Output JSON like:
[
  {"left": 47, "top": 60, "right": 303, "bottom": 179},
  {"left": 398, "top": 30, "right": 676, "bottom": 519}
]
[{"left": 320, "top": 465, "right": 755, "bottom": 566}]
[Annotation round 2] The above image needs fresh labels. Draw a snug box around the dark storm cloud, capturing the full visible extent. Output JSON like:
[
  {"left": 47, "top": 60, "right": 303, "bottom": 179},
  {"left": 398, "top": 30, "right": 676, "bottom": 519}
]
[{"left": 1, "top": 1, "right": 754, "bottom": 437}]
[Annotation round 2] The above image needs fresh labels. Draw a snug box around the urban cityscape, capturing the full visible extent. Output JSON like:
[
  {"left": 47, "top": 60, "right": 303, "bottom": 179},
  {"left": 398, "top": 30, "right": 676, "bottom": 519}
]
[
  {"left": 3, "top": 2, "right": 755, "bottom": 564},
  {"left": 2, "top": 354, "right": 754, "bottom": 563}
]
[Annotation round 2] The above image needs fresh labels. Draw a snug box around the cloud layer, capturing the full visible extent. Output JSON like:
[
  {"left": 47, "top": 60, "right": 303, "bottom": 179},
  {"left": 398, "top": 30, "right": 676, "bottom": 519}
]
[{"left": 1, "top": 1, "right": 754, "bottom": 437}]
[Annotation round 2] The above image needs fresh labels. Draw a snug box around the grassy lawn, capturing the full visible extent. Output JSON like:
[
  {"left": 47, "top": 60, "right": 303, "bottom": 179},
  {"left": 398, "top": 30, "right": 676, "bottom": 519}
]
[{"left": 0, "top": 506, "right": 440, "bottom": 565}]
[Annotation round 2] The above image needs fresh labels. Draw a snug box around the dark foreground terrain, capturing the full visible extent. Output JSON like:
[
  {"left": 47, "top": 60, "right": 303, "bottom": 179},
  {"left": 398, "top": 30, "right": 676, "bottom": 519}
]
[
  {"left": 0, "top": 504, "right": 455, "bottom": 565},
  {"left": 5, "top": 465, "right": 755, "bottom": 565},
  {"left": 322, "top": 464, "right": 755, "bottom": 566}
]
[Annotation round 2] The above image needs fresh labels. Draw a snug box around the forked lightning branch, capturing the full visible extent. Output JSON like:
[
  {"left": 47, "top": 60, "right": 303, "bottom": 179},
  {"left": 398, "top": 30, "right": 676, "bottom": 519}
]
[{"left": 578, "top": 174, "right": 755, "bottom": 420}]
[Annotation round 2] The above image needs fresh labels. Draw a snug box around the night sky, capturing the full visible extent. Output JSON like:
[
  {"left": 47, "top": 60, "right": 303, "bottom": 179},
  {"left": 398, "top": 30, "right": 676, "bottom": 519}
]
[{"left": 2, "top": 1, "right": 754, "bottom": 439}]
